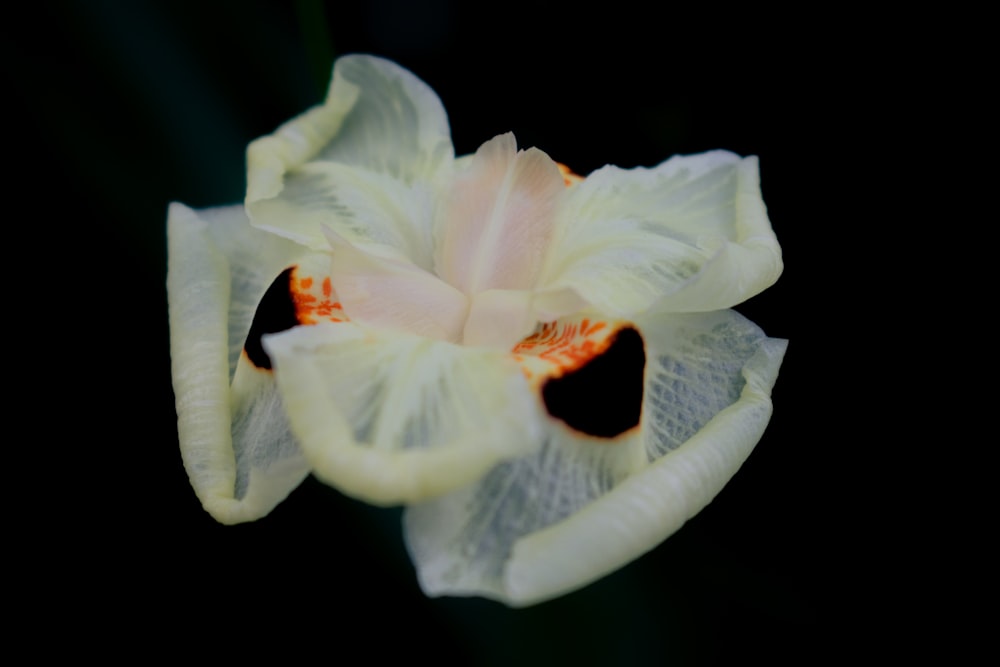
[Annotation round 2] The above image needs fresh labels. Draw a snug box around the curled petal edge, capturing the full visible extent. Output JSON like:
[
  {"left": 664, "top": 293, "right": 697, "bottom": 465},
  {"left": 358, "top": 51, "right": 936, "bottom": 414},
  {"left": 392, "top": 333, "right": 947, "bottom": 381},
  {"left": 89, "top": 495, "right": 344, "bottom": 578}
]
[
  {"left": 167, "top": 203, "right": 310, "bottom": 524},
  {"left": 541, "top": 153, "right": 783, "bottom": 318},
  {"left": 499, "top": 337, "right": 787, "bottom": 606},
  {"left": 651, "top": 156, "right": 783, "bottom": 313},
  {"left": 245, "top": 55, "right": 453, "bottom": 250},
  {"left": 263, "top": 323, "right": 544, "bottom": 506}
]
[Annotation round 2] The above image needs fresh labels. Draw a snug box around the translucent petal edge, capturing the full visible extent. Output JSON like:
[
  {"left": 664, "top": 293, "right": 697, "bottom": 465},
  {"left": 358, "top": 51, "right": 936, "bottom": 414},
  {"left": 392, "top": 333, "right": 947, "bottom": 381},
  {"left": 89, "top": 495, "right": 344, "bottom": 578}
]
[
  {"left": 499, "top": 336, "right": 788, "bottom": 606},
  {"left": 167, "top": 202, "right": 308, "bottom": 523},
  {"left": 245, "top": 54, "right": 452, "bottom": 227},
  {"left": 245, "top": 71, "right": 359, "bottom": 205}
]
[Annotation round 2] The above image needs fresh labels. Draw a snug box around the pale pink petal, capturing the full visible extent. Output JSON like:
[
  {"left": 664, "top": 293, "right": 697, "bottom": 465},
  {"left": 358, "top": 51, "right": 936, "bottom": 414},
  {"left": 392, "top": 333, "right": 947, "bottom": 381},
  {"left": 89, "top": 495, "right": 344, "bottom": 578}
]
[
  {"left": 461, "top": 289, "right": 535, "bottom": 349},
  {"left": 325, "top": 229, "right": 469, "bottom": 342},
  {"left": 461, "top": 286, "right": 590, "bottom": 350},
  {"left": 435, "top": 133, "right": 566, "bottom": 295}
]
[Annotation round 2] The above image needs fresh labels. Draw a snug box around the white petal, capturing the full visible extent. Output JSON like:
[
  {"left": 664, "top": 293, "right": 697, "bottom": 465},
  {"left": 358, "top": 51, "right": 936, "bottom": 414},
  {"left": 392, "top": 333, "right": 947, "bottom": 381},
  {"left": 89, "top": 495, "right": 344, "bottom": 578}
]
[
  {"left": 530, "top": 285, "right": 590, "bottom": 323},
  {"left": 504, "top": 314, "right": 786, "bottom": 605},
  {"left": 636, "top": 308, "right": 781, "bottom": 459},
  {"left": 246, "top": 55, "right": 452, "bottom": 255},
  {"left": 228, "top": 360, "right": 309, "bottom": 512},
  {"left": 404, "top": 427, "right": 647, "bottom": 602},
  {"left": 435, "top": 133, "right": 566, "bottom": 294},
  {"left": 263, "top": 322, "right": 544, "bottom": 505},
  {"left": 539, "top": 151, "right": 782, "bottom": 317},
  {"left": 193, "top": 204, "right": 305, "bottom": 376},
  {"left": 403, "top": 309, "right": 786, "bottom": 605},
  {"left": 247, "top": 162, "right": 438, "bottom": 265},
  {"left": 167, "top": 203, "right": 311, "bottom": 523}
]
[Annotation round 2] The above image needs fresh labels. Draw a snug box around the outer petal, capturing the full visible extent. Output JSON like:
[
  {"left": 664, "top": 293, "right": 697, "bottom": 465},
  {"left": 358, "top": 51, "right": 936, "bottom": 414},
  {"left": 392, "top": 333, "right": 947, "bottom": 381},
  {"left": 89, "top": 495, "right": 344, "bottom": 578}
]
[
  {"left": 246, "top": 55, "right": 452, "bottom": 259},
  {"left": 403, "top": 309, "right": 786, "bottom": 606},
  {"left": 167, "top": 203, "right": 312, "bottom": 524},
  {"left": 262, "top": 322, "right": 544, "bottom": 505},
  {"left": 538, "top": 151, "right": 782, "bottom": 317}
]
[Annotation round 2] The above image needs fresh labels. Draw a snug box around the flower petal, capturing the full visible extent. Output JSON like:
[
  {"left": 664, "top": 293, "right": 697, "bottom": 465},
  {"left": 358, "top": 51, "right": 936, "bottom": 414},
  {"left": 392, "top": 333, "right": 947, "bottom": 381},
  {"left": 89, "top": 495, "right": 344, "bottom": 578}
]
[
  {"left": 403, "top": 309, "right": 786, "bottom": 605},
  {"left": 539, "top": 151, "right": 782, "bottom": 317},
  {"left": 324, "top": 228, "right": 469, "bottom": 342},
  {"left": 461, "top": 288, "right": 535, "bottom": 349},
  {"left": 167, "top": 203, "right": 312, "bottom": 523},
  {"left": 262, "top": 322, "right": 544, "bottom": 505},
  {"left": 404, "top": 427, "right": 647, "bottom": 603},
  {"left": 435, "top": 132, "right": 566, "bottom": 294},
  {"left": 248, "top": 162, "right": 439, "bottom": 267},
  {"left": 246, "top": 55, "right": 452, "bottom": 255}
]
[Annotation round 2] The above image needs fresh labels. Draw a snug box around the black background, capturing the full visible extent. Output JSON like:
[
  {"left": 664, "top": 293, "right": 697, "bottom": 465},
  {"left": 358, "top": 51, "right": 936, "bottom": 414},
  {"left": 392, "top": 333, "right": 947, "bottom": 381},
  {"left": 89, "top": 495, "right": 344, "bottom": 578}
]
[{"left": 11, "top": 1, "right": 913, "bottom": 663}]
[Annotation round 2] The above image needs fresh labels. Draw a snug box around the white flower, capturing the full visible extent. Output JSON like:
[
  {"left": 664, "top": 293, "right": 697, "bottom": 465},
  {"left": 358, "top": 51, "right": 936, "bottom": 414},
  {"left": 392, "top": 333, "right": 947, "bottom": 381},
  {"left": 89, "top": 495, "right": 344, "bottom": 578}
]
[{"left": 167, "top": 54, "right": 787, "bottom": 606}]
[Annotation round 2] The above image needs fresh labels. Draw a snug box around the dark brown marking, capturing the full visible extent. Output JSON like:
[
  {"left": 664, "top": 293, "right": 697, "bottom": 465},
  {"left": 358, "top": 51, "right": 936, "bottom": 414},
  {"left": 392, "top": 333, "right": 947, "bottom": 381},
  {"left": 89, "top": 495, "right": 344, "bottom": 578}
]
[
  {"left": 244, "top": 267, "right": 299, "bottom": 370},
  {"left": 541, "top": 326, "right": 646, "bottom": 439}
]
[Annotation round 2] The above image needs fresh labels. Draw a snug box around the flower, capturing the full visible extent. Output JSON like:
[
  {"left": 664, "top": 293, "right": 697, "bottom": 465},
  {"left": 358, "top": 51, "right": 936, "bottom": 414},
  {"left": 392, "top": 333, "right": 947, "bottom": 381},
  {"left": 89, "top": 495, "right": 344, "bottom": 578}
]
[{"left": 167, "top": 54, "right": 787, "bottom": 606}]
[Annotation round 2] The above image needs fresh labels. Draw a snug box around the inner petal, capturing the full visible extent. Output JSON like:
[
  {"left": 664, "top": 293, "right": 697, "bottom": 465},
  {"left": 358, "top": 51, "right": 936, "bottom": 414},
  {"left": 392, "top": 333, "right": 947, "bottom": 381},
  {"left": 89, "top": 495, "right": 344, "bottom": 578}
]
[
  {"left": 462, "top": 289, "right": 535, "bottom": 349},
  {"left": 462, "top": 286, "right": 590, "bottom": 350},
  {"left": 435, "top": 132, "right": 566, "bottom": 296},
  {"left": 326, "top": 229, "right": 470, "bottom": 342}
]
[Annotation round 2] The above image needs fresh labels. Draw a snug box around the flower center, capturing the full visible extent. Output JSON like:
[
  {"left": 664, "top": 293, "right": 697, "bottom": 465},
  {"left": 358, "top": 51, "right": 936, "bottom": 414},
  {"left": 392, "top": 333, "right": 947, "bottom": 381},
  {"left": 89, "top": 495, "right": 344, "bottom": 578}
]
[{"left": 326, "top": 133, "right": 586, "bottom": 350}]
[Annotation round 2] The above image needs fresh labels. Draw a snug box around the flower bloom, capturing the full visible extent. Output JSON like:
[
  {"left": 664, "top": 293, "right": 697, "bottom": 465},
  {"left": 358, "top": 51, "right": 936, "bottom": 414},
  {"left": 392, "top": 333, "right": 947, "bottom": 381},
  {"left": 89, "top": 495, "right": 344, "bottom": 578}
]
[{"left": 168, "top": 54, "right": 787, "bottom": 606}]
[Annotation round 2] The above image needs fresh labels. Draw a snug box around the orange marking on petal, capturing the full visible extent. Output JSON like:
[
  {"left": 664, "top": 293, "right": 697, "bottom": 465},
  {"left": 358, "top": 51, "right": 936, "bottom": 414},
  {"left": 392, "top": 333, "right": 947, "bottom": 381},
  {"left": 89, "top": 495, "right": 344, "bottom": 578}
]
[
  {"left": 295, "top": 293, "right": 317, "bottom": 304},
  {"left": 289, "top": 267, "right": 350, "bottom": 326},
  {"left": 556, "top": 162, "right": 584, "bottom": 187},
  {"left": 510, "top": 317, "right": 631, "bottom": 387}
]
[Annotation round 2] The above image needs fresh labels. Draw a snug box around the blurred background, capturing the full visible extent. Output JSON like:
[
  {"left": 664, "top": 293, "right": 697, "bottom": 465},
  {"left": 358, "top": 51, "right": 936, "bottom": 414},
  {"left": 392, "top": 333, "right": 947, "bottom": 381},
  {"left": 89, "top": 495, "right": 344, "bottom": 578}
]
[{"left": 11, "top": 1, "right": 892, "bottom": 663}]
